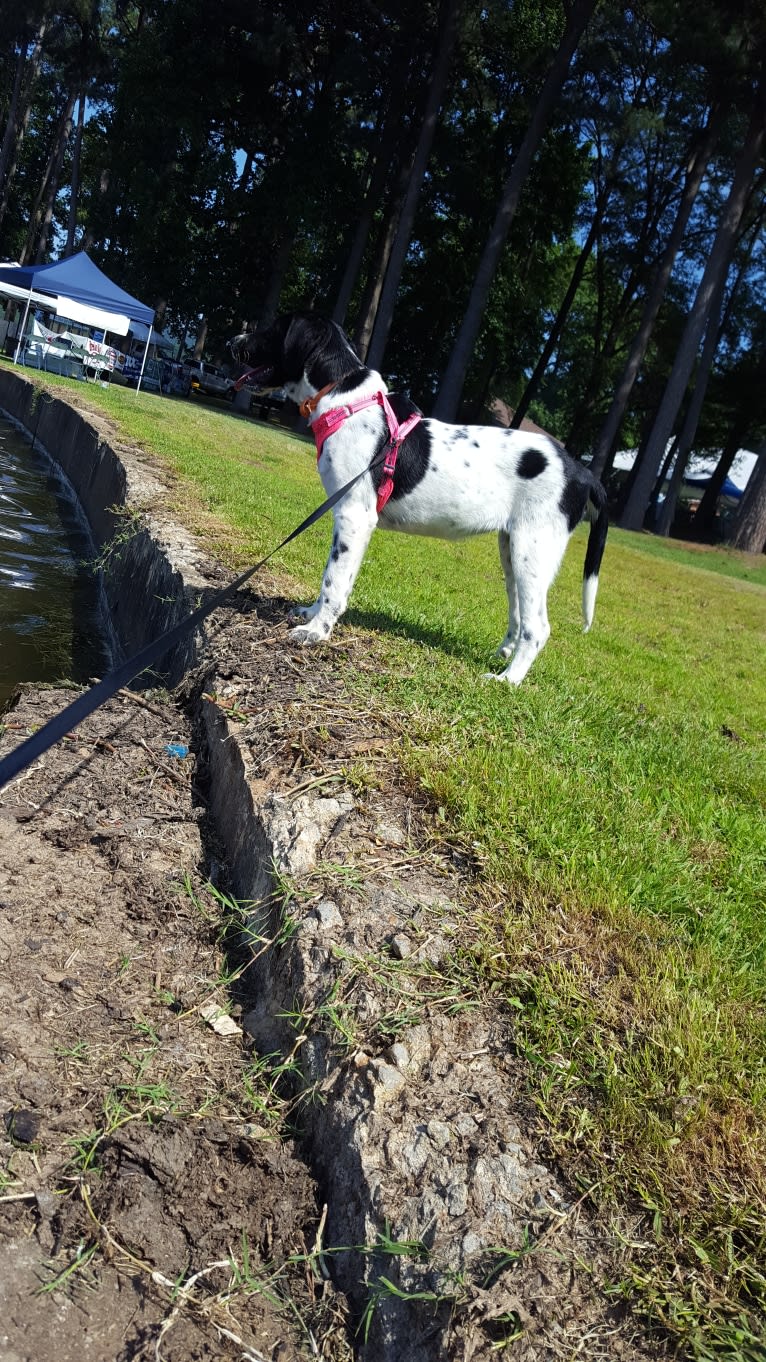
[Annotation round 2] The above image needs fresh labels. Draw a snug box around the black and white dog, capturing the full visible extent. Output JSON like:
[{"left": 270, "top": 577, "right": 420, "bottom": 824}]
[{"left": 230, "top": 313, "right": 608, "bottom": 685}]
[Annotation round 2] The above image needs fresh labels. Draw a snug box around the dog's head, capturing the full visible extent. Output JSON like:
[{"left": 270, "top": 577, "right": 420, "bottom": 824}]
[{"left": 229, "top": 313, "right": 362, "bottom": 395}]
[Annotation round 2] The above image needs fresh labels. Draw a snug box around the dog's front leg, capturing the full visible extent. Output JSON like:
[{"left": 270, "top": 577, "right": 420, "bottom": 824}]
[{"left": 289, "top": 499, "right": 378, "bottom": 645}]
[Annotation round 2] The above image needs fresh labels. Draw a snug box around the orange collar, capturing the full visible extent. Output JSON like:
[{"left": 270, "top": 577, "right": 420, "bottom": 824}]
[{"left": 299, "top": 382, "right": 337, "bottom": 420}]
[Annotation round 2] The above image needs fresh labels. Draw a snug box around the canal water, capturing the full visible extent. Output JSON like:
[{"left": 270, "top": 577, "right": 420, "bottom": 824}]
[{"left": 0, "top": 415, "right": 108, "bottom": 710}]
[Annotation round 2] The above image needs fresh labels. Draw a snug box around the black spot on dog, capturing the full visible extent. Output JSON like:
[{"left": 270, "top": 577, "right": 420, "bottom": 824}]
[
  {"left": 338, "top": 540, "right": 349, "bottom": 555},
  {"left": 559, "top": 474, "right": 590, "bottom": 531},
  {"left": 471, "top": 440, "right": 480, "bottom": 449},
  {"left": 464, "top": 460, "right": 471, "bottom": 468},
  {"left": 518, "top": 448, "right": 548, "bottom": 479}
]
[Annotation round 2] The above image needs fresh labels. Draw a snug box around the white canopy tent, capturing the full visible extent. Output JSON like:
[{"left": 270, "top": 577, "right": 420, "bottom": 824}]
[{"left": 55, "top": 295, "right": 130, "bottom": 336}]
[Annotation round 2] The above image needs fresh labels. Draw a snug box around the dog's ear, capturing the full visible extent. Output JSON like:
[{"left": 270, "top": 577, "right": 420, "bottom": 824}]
[{"left": 281, "top": 314, "right": 333, "bottom": 379}]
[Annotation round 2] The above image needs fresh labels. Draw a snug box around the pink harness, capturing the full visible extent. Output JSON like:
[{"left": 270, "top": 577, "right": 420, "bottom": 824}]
[{"left": 310, "top": 391, "right": 422, "bottom": 514}]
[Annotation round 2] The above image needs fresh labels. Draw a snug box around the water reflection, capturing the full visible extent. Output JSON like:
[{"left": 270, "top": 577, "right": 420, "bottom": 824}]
[{"left": 0, "top": 416, "right": 108, "bottom": 709}]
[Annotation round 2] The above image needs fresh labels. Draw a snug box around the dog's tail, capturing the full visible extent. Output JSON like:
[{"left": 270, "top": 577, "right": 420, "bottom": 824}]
[{"left": 582, "top": 476, "right": 609, "bottom": 632}]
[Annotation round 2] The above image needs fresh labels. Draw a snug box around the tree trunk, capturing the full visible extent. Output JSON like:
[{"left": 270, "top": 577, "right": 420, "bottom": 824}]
[
  {"left": 648, "top": 433, "right": 679, "bottom": 515},
  {"left": 0, "top": 19, "right": 48, "bottom": 236},
  {"left": 193, "top": 316, "right": 208, "bottom": 359},
  {"left": 512, "top": 206, "right": 601, "bottom": 428},
  {"left": 0, "top": 42, "right": 28, "bottom": 198},
  {"left": 727, "top": 443, "right": 766, "bottom": 552},
  {"left": 332, "top": 76, "right": 409, "bottom": 328},
  {"left": 590, "top": 109, "right": 722, "bottom": 479},
  {"left": 655, "top": 258, "right": 733, "bottom": 535},
  {"left": 693, "top": 404, "right": 756, "bottom": 536},
  {"left": 260, "top": 228, "right": 297, "bottom": 323},
  {"left": 81, "top": 166, "right": 110, "bottom": 252},
  {"left": 365, "top": 0, "right": 461, "bottom": 371},
  {"left": 654, "top": 209, "right": 762, "bottom": 538},
  {"left": 354, "top": 167, "right": 411, "bottom": 358},
  {"left": 21, "top": 89, "right": 77, "bottom": 263},
  {"left": 619, "top": 87, "right": 766, "bottom": 530},
  {"left": 64, "top": 89, "right": 87, "bottom": 256},
  {"left": 432, "top": 0, "right": 596, "bottom": 421},
  {"left": 566, "top": 245, "right": 652, "bottom": 455},
  {"left": 36, "top": 89, "right": 76, "bottom": 262}
]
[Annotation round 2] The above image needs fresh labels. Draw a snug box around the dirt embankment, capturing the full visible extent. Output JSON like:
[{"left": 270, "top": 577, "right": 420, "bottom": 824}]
[{"left": 0, "top": 377, "right": 657, "bottom": 1361}]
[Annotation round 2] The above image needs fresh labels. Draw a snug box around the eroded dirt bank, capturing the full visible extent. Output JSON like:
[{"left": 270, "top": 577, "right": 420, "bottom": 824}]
[
  {"left": 0, "top": 685, "right": 349, "bottom": 1362},
  {"left": 0, "top": 378, "right": 658, "bottom": 1361}
]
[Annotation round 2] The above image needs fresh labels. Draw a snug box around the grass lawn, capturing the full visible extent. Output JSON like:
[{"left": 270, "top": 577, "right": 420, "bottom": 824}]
[{"left": 21, "top": 373, "right": 766, "bottom": 1359}]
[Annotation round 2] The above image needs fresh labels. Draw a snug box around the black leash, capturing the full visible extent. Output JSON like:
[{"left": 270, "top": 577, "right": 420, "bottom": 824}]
[{"left": 0, "top": 450, "right": 385, "bottom": 793}]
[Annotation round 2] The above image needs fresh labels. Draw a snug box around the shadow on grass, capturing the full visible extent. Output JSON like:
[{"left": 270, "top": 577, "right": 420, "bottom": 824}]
[
  {"left": 230, "top": 589, "right": 491, "bottom": 670},
  {"left": 346, "top": 604, "right": 491, "bottom": 667}
]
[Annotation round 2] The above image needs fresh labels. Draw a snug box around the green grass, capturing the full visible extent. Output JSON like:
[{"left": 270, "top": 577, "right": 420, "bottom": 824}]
[{"left": 21, "top": 371, "right": 766, "bottom": 1358}]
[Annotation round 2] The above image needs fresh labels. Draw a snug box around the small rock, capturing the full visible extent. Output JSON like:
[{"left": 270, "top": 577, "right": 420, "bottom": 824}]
[
  {"left": 387, "top": 1042, "right": 410, "bottom": 1071},
  {"left": 426, "top": 1119, "right": 451, "bottom": 1149},
  {"left": 402, "top": 1024, "right": 431, "bottom": 1069},
  {"left": 375, "top": 819, "right": 407, "bottom": 847},
  {"left": 4, "top": 1108, "right": 41, "bottom": 1146},
  {"left": 314, "top": 899, "right": 342, "bottom": 931},
  {"left": 447, "top": 1180, "right": 468, "bottom": 1217},
  {"left": 415, "top": 933, "right": 450, "bottom": 966},
  {"left": 391, "top": 933, "right": 412, "bottom": 960},
  {"left": 35, "top": 1189, "right": 57, "bottom": 1220},
  {"left": 199, "top": 1002, "right": 243, "bottom": 1037},
  {"left": 454, "top": 1113, "right": 479, "bottom": 1138},
  {"left": 396, "top": 1130, "right": 431, "bottom": 1177},
  {"left": 369, "top": 1060, "right": 406, "bottom": 1105}
]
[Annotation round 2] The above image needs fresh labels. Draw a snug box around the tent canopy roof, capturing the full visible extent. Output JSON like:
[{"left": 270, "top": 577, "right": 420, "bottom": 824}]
[{"left": 0, "top": 251, "right": 154, "bottom": 326}]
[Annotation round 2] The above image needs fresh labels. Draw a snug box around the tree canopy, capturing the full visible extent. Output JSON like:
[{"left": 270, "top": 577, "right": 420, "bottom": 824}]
[{"left": 1, "top": 0, "right": 765, "bottom": 543}]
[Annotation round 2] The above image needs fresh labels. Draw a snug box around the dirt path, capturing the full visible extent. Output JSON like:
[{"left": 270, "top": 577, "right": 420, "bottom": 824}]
[{"left": 0, "top": 684, "right": 351, "bottom": 1362}]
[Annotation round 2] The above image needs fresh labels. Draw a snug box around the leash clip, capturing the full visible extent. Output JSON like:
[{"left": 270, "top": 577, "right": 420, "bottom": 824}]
[{"left": 382, "top": 438, "right": 399, "bottom": 475}]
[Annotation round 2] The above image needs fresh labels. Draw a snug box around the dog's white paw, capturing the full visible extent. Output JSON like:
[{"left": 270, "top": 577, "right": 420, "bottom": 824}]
[
  {"left": 482, "top": 669, "right": 521, "bottom": 687},
  {"left": 289, "top": 623, "right": 327, "bottom": 647}
]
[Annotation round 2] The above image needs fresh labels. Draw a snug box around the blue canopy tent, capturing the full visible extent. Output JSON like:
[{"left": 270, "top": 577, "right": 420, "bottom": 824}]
[
  {"left": 0, "top": 252, "right": 155, "bottom": 389},
  {"left": 685, "top": 474, "right": 743, "bottom": 499}
]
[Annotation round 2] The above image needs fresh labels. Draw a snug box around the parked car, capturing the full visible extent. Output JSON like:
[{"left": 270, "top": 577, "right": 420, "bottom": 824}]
[
  {"left": 183, "top": 360, "right": 235, "bottom": 400},
  {"left": 250, "top": 387, "right": 288, "bottom": 421}
]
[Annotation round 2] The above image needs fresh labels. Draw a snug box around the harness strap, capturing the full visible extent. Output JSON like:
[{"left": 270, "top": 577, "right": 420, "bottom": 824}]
[{"left": 310, "top": 390, "right": 422, "bottom": 514}]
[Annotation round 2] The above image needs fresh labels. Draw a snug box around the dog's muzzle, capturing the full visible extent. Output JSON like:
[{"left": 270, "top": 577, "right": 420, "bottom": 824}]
[{"left": 228, "top": 335, "right": 276, "bottom": 388}]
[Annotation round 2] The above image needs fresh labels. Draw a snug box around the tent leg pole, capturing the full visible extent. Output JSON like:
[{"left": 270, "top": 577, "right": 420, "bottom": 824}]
[
  {"left": 13, "top": 288, "right": 33, "bottom": 365},
  {"left": 135, "top": 333, "right": 151, "bottom": 393}
]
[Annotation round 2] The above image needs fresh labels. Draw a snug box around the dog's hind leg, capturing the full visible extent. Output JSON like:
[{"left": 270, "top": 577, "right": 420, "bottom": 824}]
[
  {"left": 495, "top": 529, "right": 520, "bottom": 659},
  {"left": 289, "top": 498, "right": 378, "bottom": 646},
  {"left": 489, "top": 520, "right": 568, "bottom": 685}
]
